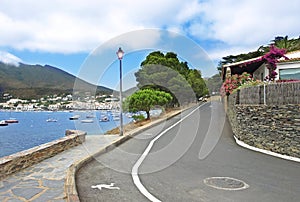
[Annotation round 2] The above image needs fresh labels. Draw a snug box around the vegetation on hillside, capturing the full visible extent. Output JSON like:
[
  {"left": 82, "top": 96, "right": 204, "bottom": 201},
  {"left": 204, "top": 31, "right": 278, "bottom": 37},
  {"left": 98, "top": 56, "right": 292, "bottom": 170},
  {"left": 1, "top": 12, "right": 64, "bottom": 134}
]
[
  {"left": 205, "top": 74, "right": 223, "bottom": 94},
  {"left": 0, "top": 62, "right": 112, "bottom": 99}
]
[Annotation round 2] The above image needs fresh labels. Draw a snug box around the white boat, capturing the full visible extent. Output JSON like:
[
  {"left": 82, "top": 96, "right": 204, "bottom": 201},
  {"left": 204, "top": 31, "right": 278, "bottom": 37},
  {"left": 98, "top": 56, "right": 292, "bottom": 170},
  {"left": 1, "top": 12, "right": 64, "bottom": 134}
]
[
  {"left": 100, "top": 116, "right": 109, "bottom": 122},
  {"left": 46, "top": 118, "right": 57, "bottom": 122},
  {"left": 69, "top": 115, "right": 80, "bottom": 120},
  {"left": 81, "top": 119, "right": 94, "bottom": 123},
  {"left": 0, "top": 120, "right": 8, "bottom": 126},
  {"left": 86, "top": 114, "right": 96, "bottom": 118},
  {"left": 113, "top": 116, "right": 120, "bottom": 121},
  {"left": 5, "top": 118, "right": 19, "bottom": 123}
]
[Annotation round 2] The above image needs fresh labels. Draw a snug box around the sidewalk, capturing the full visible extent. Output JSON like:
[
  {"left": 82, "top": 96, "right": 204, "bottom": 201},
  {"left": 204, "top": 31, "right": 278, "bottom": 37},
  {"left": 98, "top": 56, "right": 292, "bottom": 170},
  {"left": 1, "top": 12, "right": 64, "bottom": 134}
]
[{"left": 0, "top": 135, "right": 119, "bottom": 202}]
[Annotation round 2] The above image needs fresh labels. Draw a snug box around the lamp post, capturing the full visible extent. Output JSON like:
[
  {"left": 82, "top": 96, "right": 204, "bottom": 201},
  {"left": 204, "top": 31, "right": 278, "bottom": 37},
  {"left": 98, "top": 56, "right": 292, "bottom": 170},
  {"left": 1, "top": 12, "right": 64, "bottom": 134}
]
[{"left": 116, "top": 47, "right": 124, "bottom": 136}]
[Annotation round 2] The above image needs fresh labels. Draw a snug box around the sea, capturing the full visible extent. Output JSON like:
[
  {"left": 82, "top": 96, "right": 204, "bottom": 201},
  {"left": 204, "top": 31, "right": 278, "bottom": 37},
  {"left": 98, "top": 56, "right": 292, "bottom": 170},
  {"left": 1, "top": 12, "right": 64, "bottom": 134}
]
[{"left": 0, "top": 110, "right": 132, "bottom": 158}]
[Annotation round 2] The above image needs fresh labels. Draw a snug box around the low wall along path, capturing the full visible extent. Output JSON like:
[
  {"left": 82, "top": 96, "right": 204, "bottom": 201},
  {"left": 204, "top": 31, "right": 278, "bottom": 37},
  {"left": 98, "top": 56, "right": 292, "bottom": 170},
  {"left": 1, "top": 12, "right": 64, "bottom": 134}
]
[{"left": 0, "top": 130, "right": 86, "bottom": 180}]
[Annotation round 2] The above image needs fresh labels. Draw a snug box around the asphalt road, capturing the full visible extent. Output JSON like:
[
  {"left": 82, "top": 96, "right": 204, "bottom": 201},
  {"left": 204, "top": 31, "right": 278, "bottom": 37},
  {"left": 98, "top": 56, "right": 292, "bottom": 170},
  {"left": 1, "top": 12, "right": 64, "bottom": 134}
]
[{"left": 76, "top": 101, "right": 300, "bottom": 202}]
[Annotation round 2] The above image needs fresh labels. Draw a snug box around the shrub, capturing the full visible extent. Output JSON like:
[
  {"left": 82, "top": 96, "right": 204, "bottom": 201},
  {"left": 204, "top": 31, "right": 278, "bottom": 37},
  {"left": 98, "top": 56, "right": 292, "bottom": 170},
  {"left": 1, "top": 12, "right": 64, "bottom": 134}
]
[{"left": 220, "top": 72, "right": 262, "bottom": 96}]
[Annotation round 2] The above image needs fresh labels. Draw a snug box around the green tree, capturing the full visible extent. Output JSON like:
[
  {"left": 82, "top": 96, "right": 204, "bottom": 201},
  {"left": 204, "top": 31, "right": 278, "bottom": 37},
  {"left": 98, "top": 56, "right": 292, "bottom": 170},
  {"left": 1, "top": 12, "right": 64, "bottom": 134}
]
[
  {"left": 187, "top": 69, "right": 208, "bottom": 98},
  {"left": 272, "top": 35, "right": 300, "bottom": 52},
  {"left": 136, "top": 51, "right": 207, "bottom": 105},
  {"left": 124, "top": 89, "right": 172, "bottom": 120},
  {"left": 135, "top": 64, "right": 194, "bottom": 105}
]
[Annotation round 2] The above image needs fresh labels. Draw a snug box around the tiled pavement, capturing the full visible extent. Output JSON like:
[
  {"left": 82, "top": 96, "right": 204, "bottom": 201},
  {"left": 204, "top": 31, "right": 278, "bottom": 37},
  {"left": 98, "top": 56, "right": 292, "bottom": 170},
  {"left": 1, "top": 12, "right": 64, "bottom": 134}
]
[{"left": 0, "top": 135, "right": 119, "bottom": 202}]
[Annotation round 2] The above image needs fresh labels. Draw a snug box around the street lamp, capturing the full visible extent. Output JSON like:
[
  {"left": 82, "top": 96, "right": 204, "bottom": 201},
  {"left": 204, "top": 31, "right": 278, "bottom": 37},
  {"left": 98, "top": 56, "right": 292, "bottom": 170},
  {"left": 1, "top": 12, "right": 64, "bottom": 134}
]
[{"left": 116, "top": 47, "right": 124, "bottom": 136}]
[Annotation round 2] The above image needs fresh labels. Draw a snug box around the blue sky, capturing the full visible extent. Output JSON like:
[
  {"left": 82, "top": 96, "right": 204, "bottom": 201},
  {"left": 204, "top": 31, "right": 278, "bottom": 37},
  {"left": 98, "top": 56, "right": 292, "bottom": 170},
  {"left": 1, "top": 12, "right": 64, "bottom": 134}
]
[{"left": 0, "top": 0, "right": 299, "bottom": 90}]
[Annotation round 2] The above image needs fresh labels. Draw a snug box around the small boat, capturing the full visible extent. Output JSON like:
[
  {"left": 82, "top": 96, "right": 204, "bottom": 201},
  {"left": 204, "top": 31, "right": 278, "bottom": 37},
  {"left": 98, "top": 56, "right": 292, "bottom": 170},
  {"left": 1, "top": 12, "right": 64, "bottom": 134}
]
[
  {"left": 86, "top": 114, "right": 96, "bottom": 118},
  {"left": 0, "top": 120, "right": 8, "bottom": 126},
  {"left": 46, "top": 118, "right": 57, "bottom": 122},
  {"left": 100, "top": 116, "right": 109, "bottom": 122},
  {"left": 5, "top": 119, "right": 19, "bottom": 123},
  {"left": 113, "top": 116, "right": 120, "bottom": 121},
  {"left": 81, "top": 119, "right": 94, "bottom": 123},
  {"left": 69, "top": 115, "right": 80, "bottom": 120}
]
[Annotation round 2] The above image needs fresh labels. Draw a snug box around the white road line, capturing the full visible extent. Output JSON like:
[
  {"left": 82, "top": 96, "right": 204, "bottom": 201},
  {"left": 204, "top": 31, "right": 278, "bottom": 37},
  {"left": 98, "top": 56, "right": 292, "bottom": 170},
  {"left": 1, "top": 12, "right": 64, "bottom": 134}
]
[
  {"left": 131, "top": 104, "right": 203, "bottom": 202},
  {"left": 234, "top": 136, "right": 300, "bottom": 163}
]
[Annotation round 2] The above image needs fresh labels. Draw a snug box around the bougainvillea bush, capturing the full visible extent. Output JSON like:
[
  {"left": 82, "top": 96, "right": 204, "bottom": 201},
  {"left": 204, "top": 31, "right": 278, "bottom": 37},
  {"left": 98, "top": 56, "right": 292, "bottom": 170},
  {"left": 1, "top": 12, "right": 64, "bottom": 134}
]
[
  {"left": 220, "top": 72, "right": 262, "bottom": 96},
  {"left": 262, "top": 45, "right": 288, "bottom": 81},
  {"left": 238, "top": 45, "right": 288, "bottom": 81}
]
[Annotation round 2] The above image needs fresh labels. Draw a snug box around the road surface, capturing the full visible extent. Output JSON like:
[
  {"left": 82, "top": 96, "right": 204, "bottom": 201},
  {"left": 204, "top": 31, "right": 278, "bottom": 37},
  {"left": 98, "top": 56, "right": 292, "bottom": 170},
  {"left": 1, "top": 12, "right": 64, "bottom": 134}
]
[{"left": 76, "top": 101, "right": 300, "bottom": 202}]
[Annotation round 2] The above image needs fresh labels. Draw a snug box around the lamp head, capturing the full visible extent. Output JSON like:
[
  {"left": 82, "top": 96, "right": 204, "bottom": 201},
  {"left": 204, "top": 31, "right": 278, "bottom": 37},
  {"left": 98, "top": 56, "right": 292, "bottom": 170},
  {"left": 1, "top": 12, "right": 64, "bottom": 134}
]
[{"left": 116, "top": 47, "right": 124, "bottom": 60}]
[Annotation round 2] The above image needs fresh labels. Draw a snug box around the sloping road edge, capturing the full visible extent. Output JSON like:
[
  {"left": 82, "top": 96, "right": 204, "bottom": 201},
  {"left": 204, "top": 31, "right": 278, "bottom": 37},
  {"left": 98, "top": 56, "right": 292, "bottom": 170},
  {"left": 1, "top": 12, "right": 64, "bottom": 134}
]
[{"left": 64, "top": 105, "right": 197, "bottom": 202}]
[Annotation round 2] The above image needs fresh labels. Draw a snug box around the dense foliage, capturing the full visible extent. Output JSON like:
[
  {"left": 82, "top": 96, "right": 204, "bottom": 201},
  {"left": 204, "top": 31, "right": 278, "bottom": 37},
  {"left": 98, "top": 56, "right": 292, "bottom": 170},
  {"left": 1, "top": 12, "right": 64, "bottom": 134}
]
[
  {"left": 135, "top": 51, "right": 208, "bottom": 105},
  {"left": 0, "top": 62, "right": 112, "bottom": 99},
  {"left": 123, "top": 89, "right": 172, "bottom": 120},
  {"left": 220, "top": 72, "right": 262, "bottom": 96},
  {"left": 262, "top": 45, "right": 288, "bottom": 81}
]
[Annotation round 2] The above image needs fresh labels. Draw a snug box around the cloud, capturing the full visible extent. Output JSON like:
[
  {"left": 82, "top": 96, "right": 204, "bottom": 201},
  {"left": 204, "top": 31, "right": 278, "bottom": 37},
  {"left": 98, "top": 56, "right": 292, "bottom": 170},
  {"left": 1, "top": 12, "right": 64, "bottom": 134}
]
[
  {"left": 0, "top": 0, "right": 299, "bottom": 57},
  {"left": 186, "top": 0, "right": 300, "bottom": 48},
  {"left": 0, "top": 51, "right": 22, "bottom": 66},
  {"left": 0, "top": 0, "right": 185, "bottom": 53}
]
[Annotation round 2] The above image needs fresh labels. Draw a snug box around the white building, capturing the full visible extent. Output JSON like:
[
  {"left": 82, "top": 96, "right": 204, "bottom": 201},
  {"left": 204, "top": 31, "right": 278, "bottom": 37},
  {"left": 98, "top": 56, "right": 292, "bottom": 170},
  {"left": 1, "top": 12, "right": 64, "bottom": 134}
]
[{"left": 222, "top": 50, "right": 300, "bottom": 81}]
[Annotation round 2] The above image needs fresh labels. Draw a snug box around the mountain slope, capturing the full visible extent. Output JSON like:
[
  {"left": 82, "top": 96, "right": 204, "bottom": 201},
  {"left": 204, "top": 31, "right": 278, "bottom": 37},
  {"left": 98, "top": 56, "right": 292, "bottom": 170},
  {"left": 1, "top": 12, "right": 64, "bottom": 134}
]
[{"left": 0, "top": 62, "right": 112, "bottom": 98}]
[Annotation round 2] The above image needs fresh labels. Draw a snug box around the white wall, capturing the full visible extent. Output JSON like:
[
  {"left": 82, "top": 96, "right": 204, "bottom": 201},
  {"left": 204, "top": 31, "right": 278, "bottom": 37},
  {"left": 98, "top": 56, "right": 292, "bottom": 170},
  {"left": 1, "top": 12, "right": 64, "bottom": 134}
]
[{"left": 253, "top": 63, "right": 268, "bottom": 81}]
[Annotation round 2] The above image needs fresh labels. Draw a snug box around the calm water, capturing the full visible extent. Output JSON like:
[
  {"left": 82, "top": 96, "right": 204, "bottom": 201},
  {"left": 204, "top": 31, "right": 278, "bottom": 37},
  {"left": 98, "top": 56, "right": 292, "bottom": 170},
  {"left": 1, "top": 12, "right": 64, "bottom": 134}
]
[{"left": 0, "top": 111, "right": 132, "bottom": 157}]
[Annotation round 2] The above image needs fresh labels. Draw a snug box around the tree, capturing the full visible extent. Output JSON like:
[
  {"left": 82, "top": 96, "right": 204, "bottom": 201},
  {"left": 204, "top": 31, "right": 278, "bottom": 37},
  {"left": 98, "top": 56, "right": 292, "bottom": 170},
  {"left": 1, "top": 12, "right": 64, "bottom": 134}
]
[
  {"left": 124, "top": 89, "right": 172, "bottom": 120},
  {"left": 135, "top": 51, "right": 208, "bottom": 105},
  {"left": 272, "top": 35, "right": 300, "bottom": 52},
  {"left": 187, "top": 69, "right": 208, "bottom": 98}
]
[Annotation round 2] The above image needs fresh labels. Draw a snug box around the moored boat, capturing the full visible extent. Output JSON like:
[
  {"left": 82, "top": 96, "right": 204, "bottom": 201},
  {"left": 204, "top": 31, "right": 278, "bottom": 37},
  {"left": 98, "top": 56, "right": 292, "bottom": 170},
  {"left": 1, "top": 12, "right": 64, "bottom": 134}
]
[
  {"left": 100, "top": 116, "right": 109, "bottom": 122},
  {"left": 46, "top": 118, "right": 57, "bottom": 122},
  {"left": 5, "top": 119, "right": 19, "bottom": 123},
  {"left": 0, "top": 120, "right": 8, "bottom": 126},
  {"left": 81, "top": 119, "right": 94, "bottom": 123},
  {"left": 86, "top": 114, "right": 96, "bottom": 118},
  {"left": 69, "top": 115, "right": 80, "bottom": 120}
]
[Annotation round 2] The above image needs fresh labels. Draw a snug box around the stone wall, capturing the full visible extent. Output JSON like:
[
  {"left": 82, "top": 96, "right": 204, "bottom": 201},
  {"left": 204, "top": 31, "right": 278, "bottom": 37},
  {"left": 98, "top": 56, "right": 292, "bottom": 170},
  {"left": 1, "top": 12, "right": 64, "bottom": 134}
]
[
  {"left": 227, "top": 83, "right": 300, "bottom": 158},
  {"left": 0, "top": 130, "right": 86, "bottom": 180}
]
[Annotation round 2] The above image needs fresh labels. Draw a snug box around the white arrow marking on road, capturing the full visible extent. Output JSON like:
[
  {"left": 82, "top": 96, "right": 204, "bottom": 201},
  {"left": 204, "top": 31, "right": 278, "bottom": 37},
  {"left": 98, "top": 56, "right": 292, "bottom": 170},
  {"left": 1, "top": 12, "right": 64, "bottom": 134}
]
[{"left": 91, "top": 183, "right": 120, "bottom": 190}]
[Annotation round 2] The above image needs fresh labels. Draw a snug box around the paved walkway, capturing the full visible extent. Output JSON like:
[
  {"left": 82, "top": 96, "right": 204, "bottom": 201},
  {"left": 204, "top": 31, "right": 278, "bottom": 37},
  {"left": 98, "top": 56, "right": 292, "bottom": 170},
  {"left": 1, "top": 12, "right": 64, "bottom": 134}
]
[{"left": 0, "top": 135, "right": 119, "bottom": 202}]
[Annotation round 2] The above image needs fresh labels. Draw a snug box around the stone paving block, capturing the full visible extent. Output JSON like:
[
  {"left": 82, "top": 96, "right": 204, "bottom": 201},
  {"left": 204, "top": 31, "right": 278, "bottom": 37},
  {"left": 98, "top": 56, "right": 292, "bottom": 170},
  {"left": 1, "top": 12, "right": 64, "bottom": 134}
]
[
  {"left": 18, "top": 179, "right": 40, "bottom": 187},
  {"left": 0, "top": 180, "right": 21, "bottom": 192},
  {"left": 31, "top": 188, "right": 64, "bottom": 202},
  {"left": 42, "top": 179, "right": 64, "bottom": 188},
  {"left": 6, "top": 198, "right": 24, "bottom": 202},
  {"left": 11, "top": 187, "right": 44, "bottom": 200}
]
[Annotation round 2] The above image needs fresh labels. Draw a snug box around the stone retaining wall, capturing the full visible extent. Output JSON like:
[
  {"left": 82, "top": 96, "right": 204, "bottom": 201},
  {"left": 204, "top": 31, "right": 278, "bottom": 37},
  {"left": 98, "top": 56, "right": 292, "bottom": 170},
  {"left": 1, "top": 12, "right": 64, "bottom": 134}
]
[
  {"left": 227, "top": 86, "right": 300, "bottom": 158},
  {"left": 0, "top": 130, "right": 86, "bottom": 180}
]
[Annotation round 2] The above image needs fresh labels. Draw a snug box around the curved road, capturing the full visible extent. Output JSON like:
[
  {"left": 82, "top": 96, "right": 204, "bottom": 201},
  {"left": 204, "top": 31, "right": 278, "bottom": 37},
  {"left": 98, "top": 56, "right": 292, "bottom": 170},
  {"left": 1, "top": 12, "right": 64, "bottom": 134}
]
[{"left": 77, "top": 101, "right": 300, "bottom": 202}]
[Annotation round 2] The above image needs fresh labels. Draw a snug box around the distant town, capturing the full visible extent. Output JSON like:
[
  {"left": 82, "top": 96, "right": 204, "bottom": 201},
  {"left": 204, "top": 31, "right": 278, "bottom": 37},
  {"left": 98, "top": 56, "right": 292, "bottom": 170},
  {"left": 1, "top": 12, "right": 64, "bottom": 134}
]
[{"left": 0, "top": 93, "right": 120, "bottom": 111}]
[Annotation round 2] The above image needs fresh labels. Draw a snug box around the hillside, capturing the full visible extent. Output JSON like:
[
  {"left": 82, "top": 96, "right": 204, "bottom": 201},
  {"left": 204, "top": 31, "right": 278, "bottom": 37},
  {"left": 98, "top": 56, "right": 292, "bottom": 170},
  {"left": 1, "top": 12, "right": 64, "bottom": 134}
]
[{"left": 0, "top": 62, "right": 112, "bottom": 99}]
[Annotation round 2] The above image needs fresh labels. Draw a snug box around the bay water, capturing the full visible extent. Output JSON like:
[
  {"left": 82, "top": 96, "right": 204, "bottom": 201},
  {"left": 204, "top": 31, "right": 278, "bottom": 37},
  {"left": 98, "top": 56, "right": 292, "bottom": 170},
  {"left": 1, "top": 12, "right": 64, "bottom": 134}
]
[{"left": 0, "top": 110, "right": 132, "bottom": 157}]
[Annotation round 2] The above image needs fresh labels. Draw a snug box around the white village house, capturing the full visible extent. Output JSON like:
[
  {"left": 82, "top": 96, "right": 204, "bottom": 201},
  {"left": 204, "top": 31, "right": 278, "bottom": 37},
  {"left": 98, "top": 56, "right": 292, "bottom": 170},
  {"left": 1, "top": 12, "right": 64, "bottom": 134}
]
[{"left": 222, "top": 50, "right": 300, "bottom": 81}]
